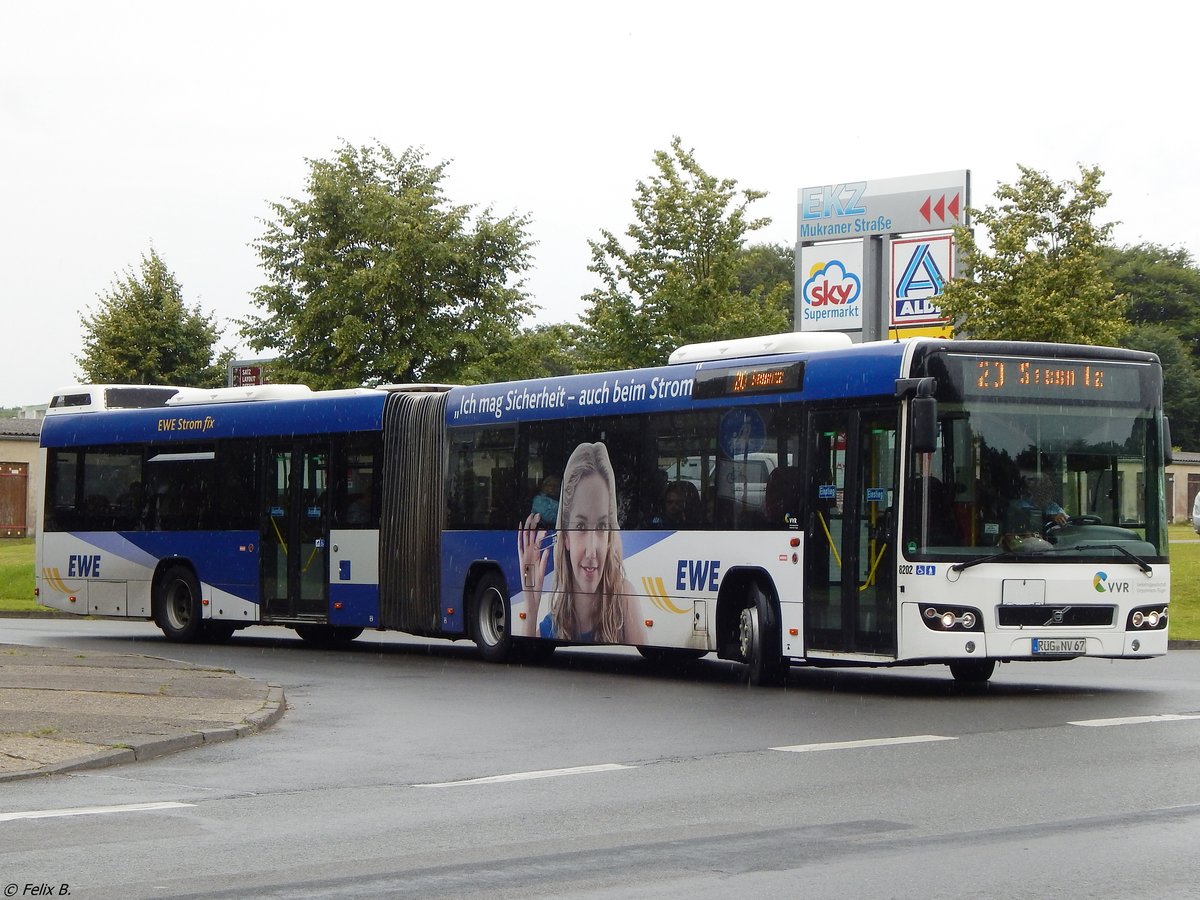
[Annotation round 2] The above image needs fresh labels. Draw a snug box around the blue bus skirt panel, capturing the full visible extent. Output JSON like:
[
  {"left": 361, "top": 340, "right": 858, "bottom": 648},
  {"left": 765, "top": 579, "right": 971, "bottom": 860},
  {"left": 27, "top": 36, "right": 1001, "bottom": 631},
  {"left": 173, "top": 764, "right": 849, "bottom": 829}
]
[
  {"left": 81, "top": 530, "right": 260, "bottom": 602},
  {"left": 329, "top": 583, "right": 381, "bottom": 627}
]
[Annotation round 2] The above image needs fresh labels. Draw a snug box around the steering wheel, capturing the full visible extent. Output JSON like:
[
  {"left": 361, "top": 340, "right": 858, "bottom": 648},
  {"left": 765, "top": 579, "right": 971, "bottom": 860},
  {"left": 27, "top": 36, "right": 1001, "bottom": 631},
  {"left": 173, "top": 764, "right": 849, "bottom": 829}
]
[{"left": 1044, "top": 513, "right": 1102, "bottom": 537}]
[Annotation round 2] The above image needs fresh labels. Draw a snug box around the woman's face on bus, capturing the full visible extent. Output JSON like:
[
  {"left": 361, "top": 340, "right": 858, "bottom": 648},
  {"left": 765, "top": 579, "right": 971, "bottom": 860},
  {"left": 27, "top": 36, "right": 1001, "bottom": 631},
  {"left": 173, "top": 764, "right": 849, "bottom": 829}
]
[{"left": 565, "top": 472, "right": 610, "bottom": 594}]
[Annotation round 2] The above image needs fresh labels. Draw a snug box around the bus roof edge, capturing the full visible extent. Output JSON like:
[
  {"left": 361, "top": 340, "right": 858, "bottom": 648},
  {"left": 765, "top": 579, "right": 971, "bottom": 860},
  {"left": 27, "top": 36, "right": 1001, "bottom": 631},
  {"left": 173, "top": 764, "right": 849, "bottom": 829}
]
[{"left": 668, "top": 332, "right": 854, "bottom": 365}]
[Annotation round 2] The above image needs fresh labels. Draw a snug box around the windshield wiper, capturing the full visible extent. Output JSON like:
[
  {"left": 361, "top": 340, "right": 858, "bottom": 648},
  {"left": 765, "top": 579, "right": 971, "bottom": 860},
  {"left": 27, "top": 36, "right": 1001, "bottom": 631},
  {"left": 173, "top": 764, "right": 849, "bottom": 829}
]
[
  {"left": 949, "top": 546, "right": 1052, "bottom": 574},
  {"left": 1059, "top": 542, "right": 1154, "bottom": 574}
]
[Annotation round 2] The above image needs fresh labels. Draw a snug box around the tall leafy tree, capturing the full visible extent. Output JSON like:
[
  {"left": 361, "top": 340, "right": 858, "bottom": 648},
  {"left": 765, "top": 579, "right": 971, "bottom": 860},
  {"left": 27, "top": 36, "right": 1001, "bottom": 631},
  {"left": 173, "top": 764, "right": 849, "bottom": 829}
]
[
  {"left": 736, "top": 242, "right": 795, "bottom": 330},
  {"left": 1122, "top": 323, "right": 1200, "bottom": 450},
  {"left": 578, "top": 137, "right": 788, "bottom": 371},
  {"left": 938, "top": 164, "right": 1126, "bottom": 344},
  {"left": 77, "top": 249, "right": 229, "bottom": 387},
  {"left": 457, "top": 323, "right": 581, "bottom": 384},
  {"left": 242, "top": 140, "right": 535, "bottom": 388},
  {"left": 1104, "top": 243, "right": 1200, "bottom": 449},
  {"left": 1106, "top": 243, "right": 1200, "bottom": 352}
]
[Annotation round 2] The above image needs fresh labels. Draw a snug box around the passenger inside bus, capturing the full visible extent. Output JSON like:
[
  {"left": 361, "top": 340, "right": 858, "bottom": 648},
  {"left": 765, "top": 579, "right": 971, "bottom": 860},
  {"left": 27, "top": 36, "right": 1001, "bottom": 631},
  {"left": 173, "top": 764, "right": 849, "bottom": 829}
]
[
  {"left": 661, "top": 480, "right": 701, "bottom": 529},
  {"left": 530, "top": 474, "right": 561, "bottom": 527}
]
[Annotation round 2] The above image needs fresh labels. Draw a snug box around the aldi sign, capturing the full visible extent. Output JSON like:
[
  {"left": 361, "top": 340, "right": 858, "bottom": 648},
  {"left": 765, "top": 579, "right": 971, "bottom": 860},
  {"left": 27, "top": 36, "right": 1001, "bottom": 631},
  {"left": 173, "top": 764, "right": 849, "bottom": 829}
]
[{"left": 890, "top": 234, "right": 953, "bottom": 327}]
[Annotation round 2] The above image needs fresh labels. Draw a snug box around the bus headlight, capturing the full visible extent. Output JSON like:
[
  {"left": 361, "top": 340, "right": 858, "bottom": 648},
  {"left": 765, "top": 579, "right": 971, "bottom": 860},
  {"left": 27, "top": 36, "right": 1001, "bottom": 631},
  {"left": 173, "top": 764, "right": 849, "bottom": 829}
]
[
  {"left": 1126, "top": 606, "right": 1168, "bottom": 630},
  {"left": 921, "top": 604, "right": 984, "bottom": 632}
]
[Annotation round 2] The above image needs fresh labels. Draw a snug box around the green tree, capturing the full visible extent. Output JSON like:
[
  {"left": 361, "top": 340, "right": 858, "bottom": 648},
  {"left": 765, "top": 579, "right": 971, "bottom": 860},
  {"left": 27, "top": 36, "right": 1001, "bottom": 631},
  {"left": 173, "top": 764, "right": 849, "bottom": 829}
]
[
  {"left": 242, "top": 140, "right": 535, "bottom": 388},
  {"left": 77, "top": 249, "right": 230, "bottom": 387},
  {"left": 1104, "top": 243, "right": 1200, "bottom": 449},
  {"left": 1106, "top": 243, "right": 1200, "bottom": 351},
  {"left": 938, "top": 164, "right": 1126, "bottom": 344},
  {"left": 457, "top": 323, "right": 581, "bottom": 384},
  {"left": 736, "top": 242, "right": 795, "bottom": 330},
  {"left": 1122, "top": 323, "right": 1200, "bottom": 450},
  {"left": 578, "top": 137, "right": 788, "bottom": 371}
]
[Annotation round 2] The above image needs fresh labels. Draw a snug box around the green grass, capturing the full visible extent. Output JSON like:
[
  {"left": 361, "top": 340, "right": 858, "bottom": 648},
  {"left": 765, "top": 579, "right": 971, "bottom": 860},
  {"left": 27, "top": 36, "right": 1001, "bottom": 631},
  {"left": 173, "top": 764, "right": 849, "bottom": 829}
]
[
  {"left": 0, "top": 538, "right": 38, "bottom": 612},
  {"left": 1166, "top": 524, "right": 1200, "bottom": 641},
  {"left": 2, "top": 532, "right": 1197, "bottom": 639}
]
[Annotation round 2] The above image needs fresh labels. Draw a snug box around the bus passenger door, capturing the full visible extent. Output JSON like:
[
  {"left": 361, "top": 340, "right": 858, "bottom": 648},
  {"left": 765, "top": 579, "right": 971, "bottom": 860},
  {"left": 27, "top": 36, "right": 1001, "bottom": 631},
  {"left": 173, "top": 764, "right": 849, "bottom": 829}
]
[
  {"left": 262, "top": 442, "right": 330, "bottom": 621},
  {"left": 805, "top": 408, "right": 897, "bottom": 655}
]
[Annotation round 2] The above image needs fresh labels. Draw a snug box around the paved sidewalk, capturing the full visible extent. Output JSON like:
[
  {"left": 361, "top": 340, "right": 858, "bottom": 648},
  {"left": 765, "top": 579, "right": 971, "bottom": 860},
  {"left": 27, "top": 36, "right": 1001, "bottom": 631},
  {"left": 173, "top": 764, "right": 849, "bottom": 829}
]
[{"left": 0, "top": 643, "right": 284, "bottom": 783}]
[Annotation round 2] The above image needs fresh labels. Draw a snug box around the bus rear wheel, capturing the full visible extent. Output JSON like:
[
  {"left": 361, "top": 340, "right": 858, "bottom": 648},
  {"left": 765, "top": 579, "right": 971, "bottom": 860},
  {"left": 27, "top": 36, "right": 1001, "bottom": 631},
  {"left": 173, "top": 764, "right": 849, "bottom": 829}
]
[
  {"left": 156, "top": 565, "right": 204, "bottom": 643},
  {"left": 471, "top": 571, "right": 513, "bottom": 663},
  {"left": 948, "top": 659, "right": 996, "bottom": 684},
  {"left": 738, "top": 586, "right": 786, "bottom": 687}
]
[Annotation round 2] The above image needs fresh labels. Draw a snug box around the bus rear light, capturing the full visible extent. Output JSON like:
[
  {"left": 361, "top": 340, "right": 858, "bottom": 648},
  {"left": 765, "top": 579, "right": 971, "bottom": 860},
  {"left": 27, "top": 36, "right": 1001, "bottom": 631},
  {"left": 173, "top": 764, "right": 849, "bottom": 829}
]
[
  {"left": 334, "top": 602, "right": 344, "bottom": 610},
  {"left": 644, "top": 619, "right": 654, "bottom": 627},
  {"left": 790, "top": 537, "right": 801, "bottom": 547},
  {"left": 921, "top": 604, "right": 983, "bottom": 632}
]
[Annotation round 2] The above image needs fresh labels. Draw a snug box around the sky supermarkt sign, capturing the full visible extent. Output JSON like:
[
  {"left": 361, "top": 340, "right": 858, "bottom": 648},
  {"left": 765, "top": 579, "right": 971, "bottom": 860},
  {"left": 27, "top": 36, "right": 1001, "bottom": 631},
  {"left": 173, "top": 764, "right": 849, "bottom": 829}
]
[{"left": 797, "top": 170, "right": 969, "bottom": 239}]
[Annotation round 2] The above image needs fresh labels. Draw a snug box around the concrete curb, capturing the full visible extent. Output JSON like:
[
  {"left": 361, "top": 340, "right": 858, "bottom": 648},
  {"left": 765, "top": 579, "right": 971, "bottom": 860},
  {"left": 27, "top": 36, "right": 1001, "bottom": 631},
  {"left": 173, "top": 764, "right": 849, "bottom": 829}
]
[{"left": 0, "top": 683, "right": 287, "bottom": 784}]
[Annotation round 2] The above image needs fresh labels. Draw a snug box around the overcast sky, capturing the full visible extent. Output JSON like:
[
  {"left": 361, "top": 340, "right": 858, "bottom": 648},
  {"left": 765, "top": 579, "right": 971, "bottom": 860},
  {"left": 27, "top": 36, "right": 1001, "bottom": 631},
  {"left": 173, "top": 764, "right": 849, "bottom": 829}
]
[{"left": 2, "top": 0, "right": 1195, "bottom": 407}]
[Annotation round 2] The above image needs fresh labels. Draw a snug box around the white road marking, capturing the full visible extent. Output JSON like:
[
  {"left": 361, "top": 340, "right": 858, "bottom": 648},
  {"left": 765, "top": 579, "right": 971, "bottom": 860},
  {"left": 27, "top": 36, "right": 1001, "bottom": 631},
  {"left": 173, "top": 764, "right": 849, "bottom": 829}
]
[
  {"left": 771, "top": 734, "right": 957, "bottom": 753},
  {"left": 414, "top": 763, "right": 635, "bottom": 788},
  {"left": 0, "top": 801, "right": 193, "bottom": 823},
  {"left": 1069, "top": 714, "right": 1200, "bottom": 727}
]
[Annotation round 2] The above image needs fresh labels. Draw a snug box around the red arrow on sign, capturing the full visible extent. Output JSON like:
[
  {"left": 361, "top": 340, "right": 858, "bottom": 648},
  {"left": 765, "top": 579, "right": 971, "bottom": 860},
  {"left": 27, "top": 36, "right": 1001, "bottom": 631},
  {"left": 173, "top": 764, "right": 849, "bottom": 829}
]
[{"left": 919, "top": 194, "right": 962, "bottom": 224}]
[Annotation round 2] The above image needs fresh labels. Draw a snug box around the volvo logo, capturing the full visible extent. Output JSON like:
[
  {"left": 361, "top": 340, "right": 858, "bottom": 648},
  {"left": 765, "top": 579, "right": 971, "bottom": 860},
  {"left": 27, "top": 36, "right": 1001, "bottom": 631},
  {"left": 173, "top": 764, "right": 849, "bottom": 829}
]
[{"left": 1044, "top": 607, "right": 1070, "bottom": 627}]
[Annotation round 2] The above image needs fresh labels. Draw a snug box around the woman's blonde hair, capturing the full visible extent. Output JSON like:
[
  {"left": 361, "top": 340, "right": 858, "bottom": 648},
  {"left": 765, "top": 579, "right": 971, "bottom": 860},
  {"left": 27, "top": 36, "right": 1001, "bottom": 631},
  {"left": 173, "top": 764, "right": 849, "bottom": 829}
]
[{"left": 548, "top": 441, "right": 626, "bottom": 642}]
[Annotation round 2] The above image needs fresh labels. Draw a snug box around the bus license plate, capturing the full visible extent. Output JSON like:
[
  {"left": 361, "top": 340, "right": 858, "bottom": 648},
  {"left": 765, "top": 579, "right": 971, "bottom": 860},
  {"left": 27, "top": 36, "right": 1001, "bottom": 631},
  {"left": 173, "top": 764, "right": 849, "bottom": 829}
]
[{"left": 1032, "top": 638, "right": 1086, "bottom": 655}]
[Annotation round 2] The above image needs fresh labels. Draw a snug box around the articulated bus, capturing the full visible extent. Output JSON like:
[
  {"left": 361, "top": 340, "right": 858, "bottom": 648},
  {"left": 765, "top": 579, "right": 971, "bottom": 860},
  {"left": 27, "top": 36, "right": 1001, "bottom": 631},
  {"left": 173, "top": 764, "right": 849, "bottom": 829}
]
[{"left": 35, "top": 333, "right": 1170, "bottom": 683}]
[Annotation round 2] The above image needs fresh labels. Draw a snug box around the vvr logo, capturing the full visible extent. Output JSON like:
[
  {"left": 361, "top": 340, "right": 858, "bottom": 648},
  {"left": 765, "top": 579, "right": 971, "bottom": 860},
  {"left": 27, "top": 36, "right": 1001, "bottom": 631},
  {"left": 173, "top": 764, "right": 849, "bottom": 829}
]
[{"left": 1093, "top": 571, "right": 1129, "bottom": 593}]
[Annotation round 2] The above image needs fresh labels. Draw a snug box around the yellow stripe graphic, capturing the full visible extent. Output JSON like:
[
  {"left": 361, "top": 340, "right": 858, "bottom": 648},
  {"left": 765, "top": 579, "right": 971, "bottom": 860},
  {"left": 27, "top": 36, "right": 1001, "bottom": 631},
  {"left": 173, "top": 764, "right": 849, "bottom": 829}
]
[
  {"left": 640, "top": 576, "right": 691, "bottom": 615},
  {"left": 41, "top": 567, "right": 80, "bottom": 595}
]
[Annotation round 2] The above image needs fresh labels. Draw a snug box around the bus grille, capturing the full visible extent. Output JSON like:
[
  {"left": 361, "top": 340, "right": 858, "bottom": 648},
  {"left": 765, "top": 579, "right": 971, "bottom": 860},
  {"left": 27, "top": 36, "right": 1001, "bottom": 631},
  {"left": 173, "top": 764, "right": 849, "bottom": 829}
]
[{"left": 997, "top": 606, "right": 1115, "bottom": 627}]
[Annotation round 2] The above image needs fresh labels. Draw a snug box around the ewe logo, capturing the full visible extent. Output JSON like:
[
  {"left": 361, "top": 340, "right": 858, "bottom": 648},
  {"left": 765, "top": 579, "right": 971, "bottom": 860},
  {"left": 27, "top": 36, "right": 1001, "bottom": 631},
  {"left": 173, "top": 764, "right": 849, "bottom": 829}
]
[{"left": 1093, "top": 571, "right": 1130, "bottom": 593}]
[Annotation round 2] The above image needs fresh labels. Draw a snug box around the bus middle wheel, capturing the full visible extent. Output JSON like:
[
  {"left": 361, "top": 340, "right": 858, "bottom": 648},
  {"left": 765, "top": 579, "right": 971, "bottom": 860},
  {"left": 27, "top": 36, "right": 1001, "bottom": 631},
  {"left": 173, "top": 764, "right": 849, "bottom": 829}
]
[{"left": 471, "top": 571, "right": 513, "bottom": 663}]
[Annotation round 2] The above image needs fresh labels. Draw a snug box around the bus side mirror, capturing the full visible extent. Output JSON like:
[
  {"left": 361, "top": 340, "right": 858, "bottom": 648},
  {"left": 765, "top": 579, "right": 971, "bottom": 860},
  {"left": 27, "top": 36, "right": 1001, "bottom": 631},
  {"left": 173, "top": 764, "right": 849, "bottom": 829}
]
[
  {"left": 1163, "top": 416, "right": 1173, "bottom": 465},
  {"left": 911, "top": 397, "right": 938, "bottom": 454}
]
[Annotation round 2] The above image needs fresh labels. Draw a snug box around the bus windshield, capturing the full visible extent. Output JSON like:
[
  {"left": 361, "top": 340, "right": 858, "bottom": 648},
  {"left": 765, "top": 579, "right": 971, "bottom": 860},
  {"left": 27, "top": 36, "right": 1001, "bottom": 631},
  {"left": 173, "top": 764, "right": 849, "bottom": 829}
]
[{"left": 904, "top": 355, "right": 1166, "bottom": 562}]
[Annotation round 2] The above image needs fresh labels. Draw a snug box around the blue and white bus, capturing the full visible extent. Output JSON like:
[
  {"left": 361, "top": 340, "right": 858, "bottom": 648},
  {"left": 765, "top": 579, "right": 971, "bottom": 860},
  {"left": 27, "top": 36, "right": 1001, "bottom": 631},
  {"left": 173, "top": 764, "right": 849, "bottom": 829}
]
[{"left": 35, "top": 333, "right": 1171, "bottom": 683}]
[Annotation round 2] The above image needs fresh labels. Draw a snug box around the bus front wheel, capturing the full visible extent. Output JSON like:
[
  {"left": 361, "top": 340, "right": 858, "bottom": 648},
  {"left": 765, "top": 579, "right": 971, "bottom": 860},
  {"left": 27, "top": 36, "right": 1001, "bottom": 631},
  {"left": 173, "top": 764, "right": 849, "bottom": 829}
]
[
  {"left": 738, "top": 586, "right": 786, "bottom": 687},
  {"left": 471, "top": 572, "right": 513, "bottom": 663},
  {"left": 156, "top": 565, "right": 204, "bottom": 643}
]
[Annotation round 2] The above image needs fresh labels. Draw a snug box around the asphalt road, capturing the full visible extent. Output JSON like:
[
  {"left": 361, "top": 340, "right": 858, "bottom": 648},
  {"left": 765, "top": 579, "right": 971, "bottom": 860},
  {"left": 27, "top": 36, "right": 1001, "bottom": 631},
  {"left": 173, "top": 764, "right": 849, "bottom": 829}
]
[{"left": 1, "top": 619, "right": 1198, "bottom": 899}]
